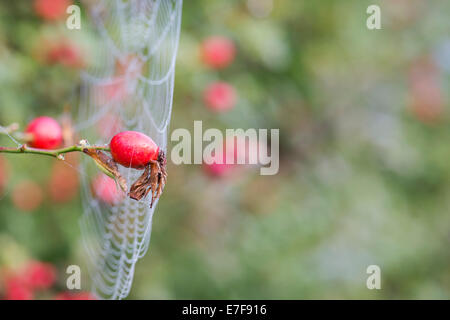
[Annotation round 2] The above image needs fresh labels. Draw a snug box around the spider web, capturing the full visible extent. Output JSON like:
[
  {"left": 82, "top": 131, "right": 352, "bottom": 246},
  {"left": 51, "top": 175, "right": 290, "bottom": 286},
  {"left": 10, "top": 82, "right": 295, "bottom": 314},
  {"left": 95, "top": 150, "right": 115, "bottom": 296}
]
[{"left": 74, "top": 0, "right": 183, "bottom": 300}]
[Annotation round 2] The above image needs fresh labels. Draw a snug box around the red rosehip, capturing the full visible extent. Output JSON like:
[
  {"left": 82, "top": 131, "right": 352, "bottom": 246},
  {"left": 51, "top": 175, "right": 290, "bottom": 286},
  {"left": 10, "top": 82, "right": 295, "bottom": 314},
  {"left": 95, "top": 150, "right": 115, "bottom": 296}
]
[
  {"left": 0, "top": 155, "right": 9, "bottom": 195},
  {"left": 204, "top": 82, "right": 237, "bottom": 112},
  {"left": 203, "top": 136, "right": 256, "bottom": 177},
  {"left": 25, "top": 116, "right": 63, "bottom": 150},
  {"left": 47, "top": 41, "right": 85, "bottom": 68},
  {"left": 92, "top": 174, "right": 124, "bottom": 205},
  {"left": 408, "top": 56, "right": 443, "bottom": 124},
  {"left": 4, "top": 276, "right": 33, "bottom": 300},
  {"left": 200, "top": 36, "right": 236, "bottom": 69},
  {"left": 48, "top": 154, "right": 79, "bottom": 203},
  {"left": 54, "top": 291, "right": 96, "bottom": 300},
  {"left": 11, "top": 180, "right": 44, "bottom": 212},
  {"left": 203, "top": 153, "right": 234, "bottom": 177},
  {"left": 203, "top": 139, "right": 235, "bottom": 177},
  {"left": 23, "top": 261, "right": 57, "bottom": 290},
  {"left": 110, "top": 131, "right": 160, "bottom": 169},
  {"left": 34, "top": 0, "right": 72, "bottom": 21}
]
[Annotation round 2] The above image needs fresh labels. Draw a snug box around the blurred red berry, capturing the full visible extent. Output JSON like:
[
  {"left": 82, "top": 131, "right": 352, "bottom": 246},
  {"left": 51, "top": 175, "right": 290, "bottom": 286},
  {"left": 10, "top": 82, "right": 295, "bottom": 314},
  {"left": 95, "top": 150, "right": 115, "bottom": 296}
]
[
  {"left": 204, "top": 82, "right": 237, "bottom": 112},
  {"left": 203, "top": 136, "right": 256, "bottom": 177},
  {"left": 200, "top": 36, "right": 236, "bottom": 69},
  {"left": 203, "top": 152, "right": 235, "bottom": 177},
  {"left": 203, "top": 141, "right": 235, "bottom": 178},
  {"left": 408, "top": 56, "right": 444, "bottom": 123},
  {"left": 23, "top": 261, "right": 57, "bottom": 290},
  {"left": 228, "top": 136, "right": 260, "bottom": 165},
  {"left": 46, "top": 41, "right": 85, "bottom": 68},
  {"left": 48, "top": 155, "right": 79, "bottom": 203},
  {"left": 25, "top": 116, "right": 63, "bottom": 150},
  {"left": 4, "top": 276, "right": 33, "bottom": 300},
  {"left": 54, "top": 291, "right": 96, "bottom": 300},
  {"left": 11, "top": 180, "right": 44, "bottom": 212},
  {"left": 34, "top": 0, "right": 72, "bottom": 21},
  {"left": 0, "top": 155, "right": 9, "bottom": 195},
  {"left": 92, "top": 174, "right": 124, "bottom": 205},
  {"left": 110, "top": 131, "right": 160, "bottom": 169}
]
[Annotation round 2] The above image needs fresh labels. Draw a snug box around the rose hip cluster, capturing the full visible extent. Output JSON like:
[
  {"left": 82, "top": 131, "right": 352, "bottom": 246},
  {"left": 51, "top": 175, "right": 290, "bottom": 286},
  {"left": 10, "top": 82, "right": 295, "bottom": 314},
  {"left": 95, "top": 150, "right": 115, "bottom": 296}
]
[
  {"left": 1, "top": 260, "right": 95, "bottom": 300},
  {"left": 33, "top": 0, "right": 86, "bottom": 69},
  {"left": 200, "top": 36, "right": 246, "bottom": 177},
  {"left": 200, "top": 36, "right": 237, "bottom": 113},
  {"left": 2, "top": 116, "right": 167, "bottom": 207}
]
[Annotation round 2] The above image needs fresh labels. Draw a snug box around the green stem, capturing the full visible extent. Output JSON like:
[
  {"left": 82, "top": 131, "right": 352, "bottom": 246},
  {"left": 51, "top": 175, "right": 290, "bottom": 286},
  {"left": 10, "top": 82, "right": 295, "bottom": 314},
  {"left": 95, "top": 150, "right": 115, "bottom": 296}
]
[{"left": 0, "top": 144, "right": 111, "bottom": 159}]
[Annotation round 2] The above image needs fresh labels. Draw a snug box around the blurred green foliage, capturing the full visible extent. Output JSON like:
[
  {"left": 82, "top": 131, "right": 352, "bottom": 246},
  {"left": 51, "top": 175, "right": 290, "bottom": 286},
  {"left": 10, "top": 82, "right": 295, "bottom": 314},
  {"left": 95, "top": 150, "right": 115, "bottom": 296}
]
[{"left": 1, "top": 0, "right": 450, "bottom": 299}]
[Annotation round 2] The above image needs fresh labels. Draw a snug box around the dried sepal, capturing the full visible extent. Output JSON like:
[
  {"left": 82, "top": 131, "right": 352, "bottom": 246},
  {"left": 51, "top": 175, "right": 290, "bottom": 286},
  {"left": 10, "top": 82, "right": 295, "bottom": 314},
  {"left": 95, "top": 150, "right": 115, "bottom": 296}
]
[
  {"left": 129, "top": 164, "right": 151, "bottom": 201},
  {"left": 129, "top": 150, "right": 167, "bottom": 208}
]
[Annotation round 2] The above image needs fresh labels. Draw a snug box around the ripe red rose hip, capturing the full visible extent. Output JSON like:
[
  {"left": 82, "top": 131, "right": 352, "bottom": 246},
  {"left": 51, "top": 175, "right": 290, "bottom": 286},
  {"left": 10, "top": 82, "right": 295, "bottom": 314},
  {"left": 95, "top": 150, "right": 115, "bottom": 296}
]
[
  {"left": 12, "top": 180, "right": 44, "bottom": 212},
  {"left": 203, "top": 151, "right": 234, "bottom": 177},
  {"left": 25, "top": 116, "right": 63, "bottom": 150},
  {"left": 34, "top": 0, "right": 72, "bottom": 21},
  {"left": 47, "top": 41, "right": 85, "bottom": 69},
  {"left": 48, "top": 154, "right": 79, "bottom": 203},
  {"left": 54, "top": 291, "right": 97, "bottom": 300},
  {"left": 201, "top": 36, "right": 236, "bottom": 69},
  {"left": 24, "top": 261, "right": 57, "bottom": 290},
  {"left": 110, "top": 131, "right": 160, "bottom": 169},
  {"left": 0, "top": 155, "right": 9, "bottom": 195},
  {"left": 5, "top": 276, "right": 34, "bottom": 300},
  {"left": 110, "top": 131, "right": 167, "bottom": 207},
  {"left": 204, "top": 82, "right": 237, "bottom": 112}
]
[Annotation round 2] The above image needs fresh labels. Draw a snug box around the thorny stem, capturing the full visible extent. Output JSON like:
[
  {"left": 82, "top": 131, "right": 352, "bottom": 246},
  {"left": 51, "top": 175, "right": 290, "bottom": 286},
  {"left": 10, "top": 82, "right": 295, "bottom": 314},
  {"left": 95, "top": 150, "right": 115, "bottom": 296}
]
[{"left": 0, "top": 144, "right": 111, "bottom": 159}]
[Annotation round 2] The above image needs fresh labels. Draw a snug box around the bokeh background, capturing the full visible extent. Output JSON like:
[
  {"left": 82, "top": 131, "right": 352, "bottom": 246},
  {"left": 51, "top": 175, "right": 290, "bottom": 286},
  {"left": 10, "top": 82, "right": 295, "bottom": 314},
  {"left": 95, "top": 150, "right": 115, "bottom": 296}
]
[{"left": 1, "top": 0, "right": 450, "bottom": 299}]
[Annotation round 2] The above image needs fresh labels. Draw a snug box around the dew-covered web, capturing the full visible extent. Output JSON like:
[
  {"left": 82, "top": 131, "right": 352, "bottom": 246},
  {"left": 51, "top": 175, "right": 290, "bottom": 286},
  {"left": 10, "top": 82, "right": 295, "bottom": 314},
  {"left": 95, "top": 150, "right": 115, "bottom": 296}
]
[{"left": 74, "top": 0, "right": 183, "bottom": 300}]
